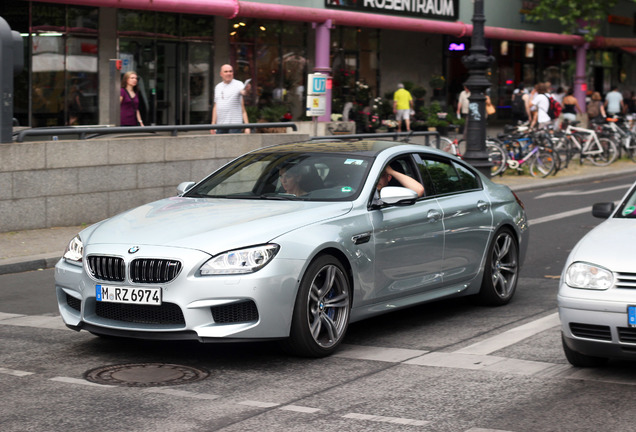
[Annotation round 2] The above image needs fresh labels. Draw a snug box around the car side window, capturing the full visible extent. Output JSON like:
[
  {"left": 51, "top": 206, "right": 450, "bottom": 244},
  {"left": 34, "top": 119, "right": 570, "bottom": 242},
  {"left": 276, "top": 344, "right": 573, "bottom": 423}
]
[
  {"left": 415, "top": 155, "right": 478, "bottom": 195},
  {"left": 452, "top": 161, "right": 480, "bottom": 191}
]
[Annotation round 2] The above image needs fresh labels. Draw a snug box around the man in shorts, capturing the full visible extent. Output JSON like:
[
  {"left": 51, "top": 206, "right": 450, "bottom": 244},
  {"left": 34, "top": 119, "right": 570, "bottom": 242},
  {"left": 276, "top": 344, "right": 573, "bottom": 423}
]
[{"left": 393, "top": 83, "right": 414, "bottom": 132}]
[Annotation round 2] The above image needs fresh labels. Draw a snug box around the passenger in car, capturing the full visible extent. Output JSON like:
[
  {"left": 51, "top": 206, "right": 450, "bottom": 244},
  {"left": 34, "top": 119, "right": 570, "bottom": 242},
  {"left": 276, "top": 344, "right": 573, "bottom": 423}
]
[{"left": 373, "top": 165, "right": 425, "bottom": 205}]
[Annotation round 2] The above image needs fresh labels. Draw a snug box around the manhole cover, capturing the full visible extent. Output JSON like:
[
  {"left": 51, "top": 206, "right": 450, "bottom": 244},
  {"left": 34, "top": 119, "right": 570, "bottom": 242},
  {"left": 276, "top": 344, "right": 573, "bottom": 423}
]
[{"left": 84, "top": 363, "right": 209, "bottom": 387}]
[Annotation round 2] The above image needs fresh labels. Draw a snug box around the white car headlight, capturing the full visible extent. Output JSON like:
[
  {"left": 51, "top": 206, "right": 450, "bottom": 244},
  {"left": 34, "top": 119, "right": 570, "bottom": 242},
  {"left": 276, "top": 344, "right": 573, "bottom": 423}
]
[
  {"left": 200, "top": 244, "right": 279, "bottom": 275},
  {"left": 565, "top": 262, "right": 614, "bottom": 290},
  {"left": 63, "top": 235, "right": 84, "bottom": 266}
]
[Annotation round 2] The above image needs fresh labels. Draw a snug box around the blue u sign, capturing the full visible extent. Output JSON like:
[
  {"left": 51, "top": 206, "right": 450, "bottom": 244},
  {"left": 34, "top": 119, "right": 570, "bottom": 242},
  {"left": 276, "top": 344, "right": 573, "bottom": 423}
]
[{"left": 312, "top": 76, "right": 326, "bottom": 94}]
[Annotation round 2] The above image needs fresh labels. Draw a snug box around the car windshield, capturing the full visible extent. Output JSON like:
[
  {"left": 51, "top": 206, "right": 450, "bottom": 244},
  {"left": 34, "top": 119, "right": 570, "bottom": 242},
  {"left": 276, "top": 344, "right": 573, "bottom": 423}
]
[
  {"left": 616, "top": 185, "right": 636, "bottom": 218},
  {"left": 185, "top": 152, "right": 372, "bottom": 201}
]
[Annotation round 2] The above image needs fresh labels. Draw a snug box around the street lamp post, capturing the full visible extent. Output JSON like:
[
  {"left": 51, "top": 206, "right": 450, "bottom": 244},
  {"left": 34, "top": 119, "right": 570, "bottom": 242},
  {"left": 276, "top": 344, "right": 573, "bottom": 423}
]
[{"left": 461, "top": 0, "right": 494, "bottom": 177}]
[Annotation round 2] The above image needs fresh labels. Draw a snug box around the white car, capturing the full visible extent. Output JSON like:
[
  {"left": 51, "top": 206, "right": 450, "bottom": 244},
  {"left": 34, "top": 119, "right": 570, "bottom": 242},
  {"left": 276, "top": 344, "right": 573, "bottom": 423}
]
[{"left": 559, "top": 182, "right": 636, "bottom": 366}]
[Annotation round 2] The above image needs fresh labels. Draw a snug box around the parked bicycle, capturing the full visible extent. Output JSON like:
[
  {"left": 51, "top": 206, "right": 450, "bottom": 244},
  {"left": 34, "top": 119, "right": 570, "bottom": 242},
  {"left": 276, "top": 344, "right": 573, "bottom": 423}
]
[
  {"left": 592, "top": 116, "right": 636, "bottom": 162},
  {"left": 495, "top": 137, "right": 558, "bottom": 178},
  {"left": 439, "top": 136, "right": 507, "bottom": 178},
  {"left": 553, "top": 123, "right": 618, "bottom": 168}
]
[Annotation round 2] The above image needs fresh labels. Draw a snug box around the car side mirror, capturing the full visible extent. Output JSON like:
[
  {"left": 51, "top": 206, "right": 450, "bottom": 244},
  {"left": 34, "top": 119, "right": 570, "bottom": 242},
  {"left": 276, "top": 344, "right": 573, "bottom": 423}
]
[
  {"left": 177, "top": 181, "right": 196, "bottom": 195},
  {"left": 380, "top": 186, "right": 419, "bottom": 206},
  {"left": 592, "top": 202, "right": 615, "bottom": 219}
]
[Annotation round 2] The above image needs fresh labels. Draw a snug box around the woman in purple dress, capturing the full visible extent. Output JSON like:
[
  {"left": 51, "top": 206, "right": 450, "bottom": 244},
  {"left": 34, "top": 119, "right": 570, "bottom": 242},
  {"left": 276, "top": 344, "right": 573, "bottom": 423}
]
[{"left": 120, "top": 71, "right": 144, "bottom": 126}]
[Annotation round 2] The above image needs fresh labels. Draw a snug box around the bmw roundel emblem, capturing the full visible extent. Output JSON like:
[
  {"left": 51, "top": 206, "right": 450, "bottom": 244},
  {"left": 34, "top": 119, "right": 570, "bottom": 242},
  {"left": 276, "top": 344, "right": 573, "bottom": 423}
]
[{"left": 128, "top": 246, "right": 140, "bottom": 254}]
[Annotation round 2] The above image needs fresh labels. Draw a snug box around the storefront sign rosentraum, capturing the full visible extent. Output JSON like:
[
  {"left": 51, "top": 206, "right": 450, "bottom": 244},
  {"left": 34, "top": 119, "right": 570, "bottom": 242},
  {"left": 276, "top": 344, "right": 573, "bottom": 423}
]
[{"left": 325, "top": 0, "right": 459, "bottom": 21}]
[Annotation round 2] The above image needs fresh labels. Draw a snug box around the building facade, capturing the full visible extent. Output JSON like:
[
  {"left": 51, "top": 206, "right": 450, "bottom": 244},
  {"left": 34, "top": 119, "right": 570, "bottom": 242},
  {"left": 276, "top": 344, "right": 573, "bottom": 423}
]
[{"left": 3, "top": 0, "right": 636, "bottom": 128}]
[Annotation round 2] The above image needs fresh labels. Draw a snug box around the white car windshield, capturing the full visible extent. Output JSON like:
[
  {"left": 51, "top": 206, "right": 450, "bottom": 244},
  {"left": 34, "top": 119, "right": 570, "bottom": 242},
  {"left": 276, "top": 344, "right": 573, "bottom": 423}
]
[
  {"left": 616, "top": 186, "right": 636, "bottom": 218},
  {"left": 185, "top": 152, "right": 372, "bottom": 201}
]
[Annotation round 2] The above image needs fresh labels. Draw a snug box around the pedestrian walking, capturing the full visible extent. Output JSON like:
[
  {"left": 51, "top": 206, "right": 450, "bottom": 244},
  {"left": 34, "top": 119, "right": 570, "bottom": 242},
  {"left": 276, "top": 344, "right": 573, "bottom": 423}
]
[
  {"left": 120, "top": 71, "right": 144, "bottom": 127},
  {"left": 587, "top": 91, "right": 606, "bottom": 124},
  {"left": 393, "top": 83, "right": 413, "bottom": 132},
  {"left": 210, "top": 64, "right": 251, "bottom": 134},
  {"left": 605, "top": 85, "right": 624, "bottom": 117}
]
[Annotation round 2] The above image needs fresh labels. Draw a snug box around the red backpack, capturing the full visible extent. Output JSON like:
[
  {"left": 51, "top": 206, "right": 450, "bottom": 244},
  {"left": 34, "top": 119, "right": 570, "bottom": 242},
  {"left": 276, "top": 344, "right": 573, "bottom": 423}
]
[{"left": 544, "top": 94, "right": 562, "bottom": 120}]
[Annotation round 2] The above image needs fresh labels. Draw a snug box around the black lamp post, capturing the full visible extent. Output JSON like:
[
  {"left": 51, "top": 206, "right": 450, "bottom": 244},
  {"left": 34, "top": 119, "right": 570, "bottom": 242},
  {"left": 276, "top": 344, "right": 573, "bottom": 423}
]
[{"left": 461, "top": 0, "right": 494, "bottom": 177}]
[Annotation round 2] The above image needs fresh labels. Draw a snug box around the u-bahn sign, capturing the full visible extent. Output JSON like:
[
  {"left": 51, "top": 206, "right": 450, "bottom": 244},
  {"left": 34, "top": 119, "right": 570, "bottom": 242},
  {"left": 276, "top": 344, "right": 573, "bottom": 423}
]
[{"left": 325, "top": 0, "right": 459, "bottom": 22}]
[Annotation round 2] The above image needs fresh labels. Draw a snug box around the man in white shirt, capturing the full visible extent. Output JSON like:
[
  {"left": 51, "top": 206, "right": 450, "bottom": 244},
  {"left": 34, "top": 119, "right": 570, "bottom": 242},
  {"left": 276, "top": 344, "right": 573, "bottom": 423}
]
[
  {"left": 211, "top": 64, "right": 251, "bottom": 134},
  {"left": 530, "top": 82, "right": 552, "bottom": 129},
  {"left": 604, "top": 86, "right": 624, "bottom": 117}
]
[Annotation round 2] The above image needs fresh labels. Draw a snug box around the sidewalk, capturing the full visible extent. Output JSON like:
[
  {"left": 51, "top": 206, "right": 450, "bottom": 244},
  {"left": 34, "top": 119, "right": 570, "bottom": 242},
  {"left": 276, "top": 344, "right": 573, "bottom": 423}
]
[{"left": 1, "top": 160, "right": 635, "bottom": 275}]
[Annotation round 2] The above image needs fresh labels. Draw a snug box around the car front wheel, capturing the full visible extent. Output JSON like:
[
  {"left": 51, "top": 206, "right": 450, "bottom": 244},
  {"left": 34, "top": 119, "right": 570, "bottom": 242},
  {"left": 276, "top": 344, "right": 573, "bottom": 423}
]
[{"left": 283, "top": 255, "right": 351, "bottom": 358}]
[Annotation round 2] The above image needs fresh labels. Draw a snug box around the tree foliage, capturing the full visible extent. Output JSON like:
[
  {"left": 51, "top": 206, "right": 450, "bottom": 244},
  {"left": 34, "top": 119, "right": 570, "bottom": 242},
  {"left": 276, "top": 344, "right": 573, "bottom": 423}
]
[{"left": 528, "top": 0, "right": 635, "bottom": 41}]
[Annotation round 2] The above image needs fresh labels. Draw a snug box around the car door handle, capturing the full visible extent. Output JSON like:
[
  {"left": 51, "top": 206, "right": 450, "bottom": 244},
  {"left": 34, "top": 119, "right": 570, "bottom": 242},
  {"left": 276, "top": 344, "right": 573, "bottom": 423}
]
[
  {"left": 427, "top": 209, "right": 442, "bottom": 221},
  {"left": 352, "top": 232, "right": 372, "bottom": 245},
  {"left": 477, "top": 200, "right": 489, "bottom": 212}
]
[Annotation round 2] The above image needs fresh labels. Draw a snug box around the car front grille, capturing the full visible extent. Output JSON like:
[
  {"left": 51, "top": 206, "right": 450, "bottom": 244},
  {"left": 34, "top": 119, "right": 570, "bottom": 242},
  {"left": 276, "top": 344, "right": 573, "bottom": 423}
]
[
  {"left": 95, "top": 301, "right": 185, "bottom": 325},
  {"left": 87, "top": 255, "right": 182, "bottom": 284},
  {"left": 211, "top": 301, "right": 259, "bottom": 324},
  {"left": 569, "top": 323, "right": 612, "bottom": 341},
  {"left": 615, "top": 272, "right": 636, "bottom": 289},
  {"left": 87, "top": 256, "right": 126, "bottom": 282},
  {"left": 618, "top": 327, "right": 636, "bottom": 343},
  {"left": 130, "top": 259, "right": 182, "bottom": 284}
]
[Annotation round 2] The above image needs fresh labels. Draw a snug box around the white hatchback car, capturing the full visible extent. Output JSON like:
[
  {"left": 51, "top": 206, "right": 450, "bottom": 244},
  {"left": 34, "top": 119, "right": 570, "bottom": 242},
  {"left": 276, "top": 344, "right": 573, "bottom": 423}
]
[{"left": 559, "top": 182, "right": 636, "bottom": 366}]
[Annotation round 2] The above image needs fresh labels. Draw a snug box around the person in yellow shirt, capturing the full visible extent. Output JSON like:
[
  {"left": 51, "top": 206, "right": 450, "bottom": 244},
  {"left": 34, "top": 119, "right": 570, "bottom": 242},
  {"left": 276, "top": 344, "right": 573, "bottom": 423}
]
[{"left": 393, "top": 83, "right": 414, "bottom": 132}]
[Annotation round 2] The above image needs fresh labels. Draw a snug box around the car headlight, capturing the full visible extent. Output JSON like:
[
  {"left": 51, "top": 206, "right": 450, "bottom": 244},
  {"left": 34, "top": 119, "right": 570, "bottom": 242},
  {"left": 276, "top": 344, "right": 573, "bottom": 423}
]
[
  {"left": 200, "top": 244, "right": 279, "bottom": 275},
  {"left": 565, "top": 262, "right": 614, "bottom": 290},
  {"left": 63, "top": 235, "right": 84, "bottom": 266}
]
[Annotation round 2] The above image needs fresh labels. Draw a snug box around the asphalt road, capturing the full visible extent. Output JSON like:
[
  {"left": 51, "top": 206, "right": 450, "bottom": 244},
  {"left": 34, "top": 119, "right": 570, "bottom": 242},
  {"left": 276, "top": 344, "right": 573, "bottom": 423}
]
[{"left": 2, "top": 174, "right": 636, "bottom": 432}]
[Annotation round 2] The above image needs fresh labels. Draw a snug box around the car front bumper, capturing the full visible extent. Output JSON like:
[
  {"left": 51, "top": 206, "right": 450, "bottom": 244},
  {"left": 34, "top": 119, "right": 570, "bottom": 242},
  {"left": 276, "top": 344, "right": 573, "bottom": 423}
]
[
  {"left": 54, "top": 250, "right": 305, "bottom": 341},
  {"left": 558, "top": 290, "right": 636, "bottom": 360}
]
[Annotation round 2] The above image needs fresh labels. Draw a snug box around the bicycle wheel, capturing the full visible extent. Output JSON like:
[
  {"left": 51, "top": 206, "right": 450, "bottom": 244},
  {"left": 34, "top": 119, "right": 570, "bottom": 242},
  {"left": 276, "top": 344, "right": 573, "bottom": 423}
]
[
  {"left": 486, "top": 142, "right": 507, "bottom": 177},
  {"left": 529, "top": 147, "right": 557, "bottom": 178},
  {"left": 439, "top": 137, "right": 457, "bottom": 155},
  {"left": 628, "top": 145, "right": 636, "bottom": 163},
  {"left": 588, "top": 137, "right": 618, "bottom": 166},
  {"left": 552, "top": 135, "right": 574, "bottom": 168}
]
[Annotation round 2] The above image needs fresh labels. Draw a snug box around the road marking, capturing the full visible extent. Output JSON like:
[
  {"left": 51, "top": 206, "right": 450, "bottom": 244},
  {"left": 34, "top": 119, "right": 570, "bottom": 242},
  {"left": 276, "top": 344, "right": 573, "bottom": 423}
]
[
  {"left": 334, "top": 345, "right": 427, "bottom": 362},
  {"left": 528, "top": 206, "right": 592, "bottom": 225},
  {"left": 0, "top": 313, "right": 68, "bottom": 330},
  {"left": 343, "top": 412, "right": 430, "bottom": 426},
  {"left": 144, "top": 388, "right": 221, "bottom": 400},
  {"left": 280, "top": 405, "right": 321, "bottom": 413},
  {"left": 238, "top": 400, "right": 280, "bottom": 408},
  {"left": 455, "top": 313, "right": 560, "bottom": 355},
  {"left": 405, "top": 352, "right": 557, "bottom": 376},
  {"left": 50, "top": 376, "right": 114, "bottom": 387},
  {"left": 0, "top": 367, "right": 35, "bottom": 377},
  {"left": 535, "top": 184, "right": 630, "bottom": 199}
]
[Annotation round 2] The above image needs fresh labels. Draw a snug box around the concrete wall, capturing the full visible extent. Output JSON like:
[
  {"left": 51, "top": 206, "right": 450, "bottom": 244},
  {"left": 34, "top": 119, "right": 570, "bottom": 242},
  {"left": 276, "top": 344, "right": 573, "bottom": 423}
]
[{"left": 0, "top": 133, "right": 308, "bottom": 233}]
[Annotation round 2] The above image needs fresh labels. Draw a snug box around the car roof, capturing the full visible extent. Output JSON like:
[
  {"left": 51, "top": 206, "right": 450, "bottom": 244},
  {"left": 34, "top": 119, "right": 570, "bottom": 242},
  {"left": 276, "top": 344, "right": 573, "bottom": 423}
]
[{"left": 253, "top": 140, "right": 421, "bottom": 157}]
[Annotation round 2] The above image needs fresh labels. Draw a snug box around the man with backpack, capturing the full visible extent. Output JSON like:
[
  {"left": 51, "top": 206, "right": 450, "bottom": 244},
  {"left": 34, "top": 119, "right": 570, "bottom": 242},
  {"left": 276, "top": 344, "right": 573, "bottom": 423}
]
[{"left": 530, "top": 82, "right": 554, "bottom": 129}]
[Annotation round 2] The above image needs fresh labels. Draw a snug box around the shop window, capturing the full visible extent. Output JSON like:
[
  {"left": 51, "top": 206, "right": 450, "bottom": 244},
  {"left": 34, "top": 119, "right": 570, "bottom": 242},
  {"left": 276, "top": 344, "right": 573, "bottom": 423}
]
[
  {"left": 229, "top": 19, "right": 308, "bottom": 121},
  {"left": 181, "top": 15, "right": 214, "bottom": 40},
  {"left": 118, "top": 10, "right": 155, "bottom": 36}
]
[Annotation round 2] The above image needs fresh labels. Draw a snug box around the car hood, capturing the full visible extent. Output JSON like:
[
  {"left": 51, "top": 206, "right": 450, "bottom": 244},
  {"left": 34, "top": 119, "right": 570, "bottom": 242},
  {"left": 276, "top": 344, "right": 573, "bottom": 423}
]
[
  {"left": 570, "top": 218, "right": 636, "bottom": 271},
  {"left": 83, "top": 197, "right": 352, "bottom": 255}
]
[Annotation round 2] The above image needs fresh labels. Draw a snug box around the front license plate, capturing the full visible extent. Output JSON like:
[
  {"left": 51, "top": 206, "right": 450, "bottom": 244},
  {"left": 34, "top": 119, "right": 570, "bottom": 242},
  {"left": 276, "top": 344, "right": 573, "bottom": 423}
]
[
  {"left": 628, "top": 306, "right": 636, "bottom": 327},
  {"left": 96, "top": 284, "right": 162, "bottom": 306}
]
